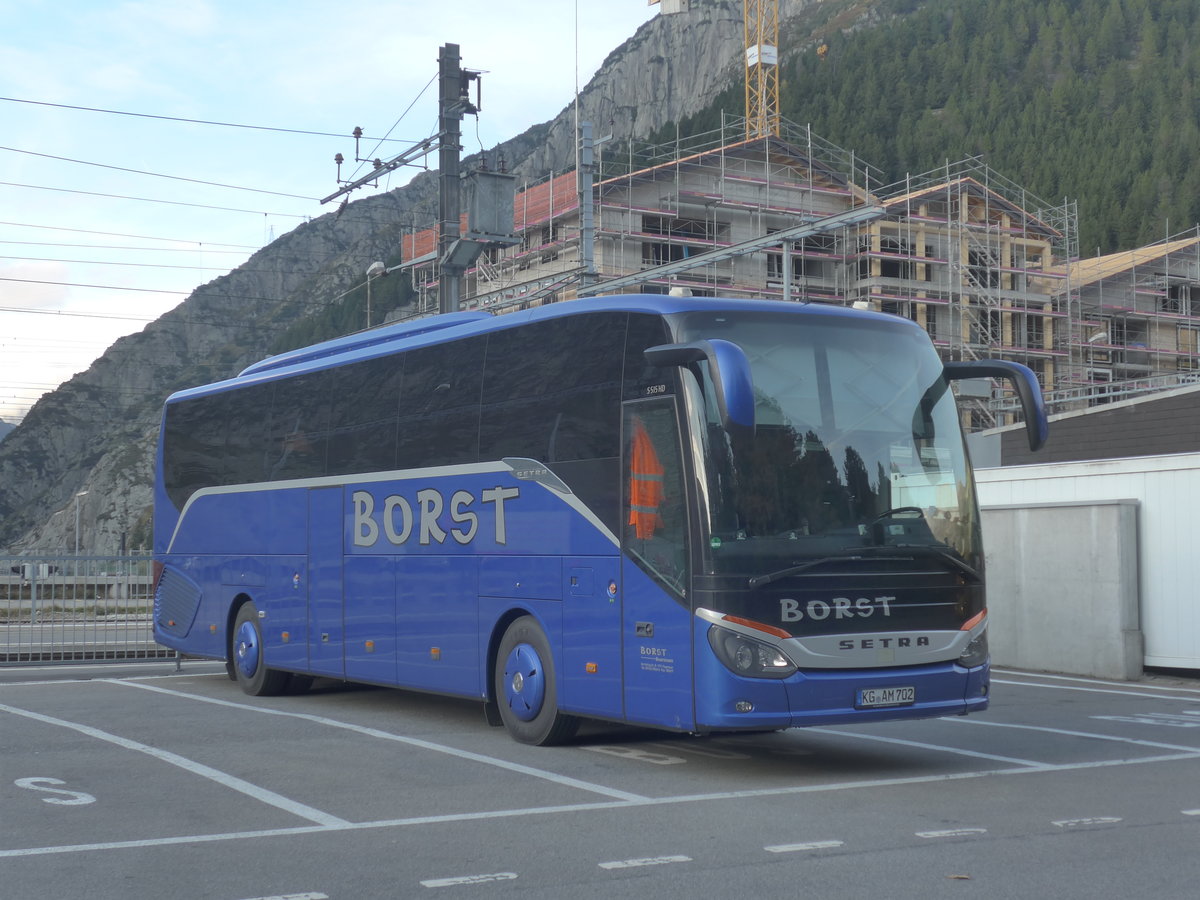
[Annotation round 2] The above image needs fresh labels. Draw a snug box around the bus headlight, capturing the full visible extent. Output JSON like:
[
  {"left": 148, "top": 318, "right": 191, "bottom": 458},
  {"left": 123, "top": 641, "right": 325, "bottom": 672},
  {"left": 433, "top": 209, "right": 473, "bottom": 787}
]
[
  {"left": 958, "top": 630, "right": 989, "bottom": 668},
  {"left": 708, "top": 626, "right": 797, "bottom": 679}
]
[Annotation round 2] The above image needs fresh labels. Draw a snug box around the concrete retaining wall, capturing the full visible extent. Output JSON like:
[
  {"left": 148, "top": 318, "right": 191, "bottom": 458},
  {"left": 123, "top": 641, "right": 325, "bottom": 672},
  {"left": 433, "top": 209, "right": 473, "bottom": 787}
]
[
  {"left": 979, "top": 453, "right": 1200, "bottom": 673},
  {"left": 981, "top": 500, "right": 1142, "bottom": 680}
]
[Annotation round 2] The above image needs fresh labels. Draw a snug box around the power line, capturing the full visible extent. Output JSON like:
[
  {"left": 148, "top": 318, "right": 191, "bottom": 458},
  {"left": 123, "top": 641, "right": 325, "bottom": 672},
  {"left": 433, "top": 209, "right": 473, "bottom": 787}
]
[
  {"left": 0, "top": 278, "right": 188, "bottom": 297},
  {"left": 350, "top": 74, "right": 439, "bottom": 181},
  {"left": 0, "top": 181, "right": 311, "bottom": 218},
  {"left": 0, "top": 96, "right": 419, "bottom": 144},
  {"left": 0, "top": 254, "right": 232, "bottom": 271},
  {"left": 0, "top": 303, "right": 158, "bottom": 320},
  {"left": 0, "top": 301, "right": 304, "bottom": 335},
  {"left": 0, "top": 220, "right": 260, "bottom": 248},
  {"left": 0, "top": 145, "right": 319, "bottom": 202},
  {"left": 0, "top": 274, "right": 362, "bottom": 301},
  {"left": 0, "top": 282, "right": 324, "bottom": 322},
  {"left": 0, "top": 240, "right": 248, "bottom": 254}
]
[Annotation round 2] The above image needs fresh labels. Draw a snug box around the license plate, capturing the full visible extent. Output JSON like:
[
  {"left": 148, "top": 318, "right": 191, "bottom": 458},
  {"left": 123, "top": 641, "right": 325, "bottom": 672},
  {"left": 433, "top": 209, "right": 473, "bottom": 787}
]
[{"left": 857, "top": 686, "right": 915, "bottom": 708}]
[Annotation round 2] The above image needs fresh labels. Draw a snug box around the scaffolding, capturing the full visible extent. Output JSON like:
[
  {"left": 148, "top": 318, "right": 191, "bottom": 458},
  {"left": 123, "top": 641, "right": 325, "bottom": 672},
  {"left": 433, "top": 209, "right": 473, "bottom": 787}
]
[
  {"left": 396, "top": 117, "right": 1200, "bottom": 425},
  {"left": 1057, "top": 226, "right": 1200, "bottom": 405},
  {"left": 868, "top": 159, "right": 1079, "bottom": 401}
]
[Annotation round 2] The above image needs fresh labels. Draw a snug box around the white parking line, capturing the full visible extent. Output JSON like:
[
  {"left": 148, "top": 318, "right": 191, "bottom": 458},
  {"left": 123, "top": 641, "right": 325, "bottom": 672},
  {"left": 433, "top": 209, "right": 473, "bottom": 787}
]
[
  {"left": 915, "top": 828, "right": 987, "bottom": 838},
  {"left": 992, "top": 674, "right": 1200, "bottom": 703},
  {"left": 818, "top": 728, "right": 1048, "bottom": 768},
  {"left": 421, "top": 873, "right": 517, "bottom": 887},
  {"left": 0, "top": 668, "right": 224, "bottom": 688},
  {"left": 598, "top": 855, "right": 691, "bottom": 869},
  {"left": 112, "top": 679, "right": 650, "bottom": 803},
  {"left": 0, "top": 701, "right": 350, "bottom": 828},
  {"left": 3, "top": 749, "right": 1195, "bottom": 861},
  {"left": 7, "top": 671, "right": 1200, "bottom": 862},
  {"left": 948, "top": 717, "right": 1200, "bottom": 754},
  {"left": 1052, "top": 817, "right": 1122, "bottom": 828},
  {"left": 764, "top": 840, "right": 844, "bottom": 853}
]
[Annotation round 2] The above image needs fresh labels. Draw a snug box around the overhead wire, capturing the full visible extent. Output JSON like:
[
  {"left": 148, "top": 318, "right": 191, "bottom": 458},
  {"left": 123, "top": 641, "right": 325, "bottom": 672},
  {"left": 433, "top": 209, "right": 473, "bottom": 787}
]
[
  {"left": 0, "top": 96, "right": 420, "bottom": 144},
  {"left": 0, "top": 145, "right": 320, "bottom": 202},
  {"left": 0, "top": 254, "right": 235, "bottom": 272},
  {"left": 0, "top": 220, "right": 260, "bottom": 248},
  {"left": 1, "top": 88, "right": 442, "bottom": 421},
  {"left": 0, "top": 181, "right": 311, "bottom": 218},
  {"left": 349, "top": 73, "right": 439, "bottom": 182},
  {"left": 0, "top": 240, "right": 248, "bottom": 254},
  {"left": 0, "top": 278, "right": 190, "bottom": 297}
]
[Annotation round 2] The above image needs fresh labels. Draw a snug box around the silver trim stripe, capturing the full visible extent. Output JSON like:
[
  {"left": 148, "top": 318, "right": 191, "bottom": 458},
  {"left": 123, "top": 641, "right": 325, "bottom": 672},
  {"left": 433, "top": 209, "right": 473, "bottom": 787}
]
[{"left": 166, "top": 459, "right": 619, "bottom": 554}]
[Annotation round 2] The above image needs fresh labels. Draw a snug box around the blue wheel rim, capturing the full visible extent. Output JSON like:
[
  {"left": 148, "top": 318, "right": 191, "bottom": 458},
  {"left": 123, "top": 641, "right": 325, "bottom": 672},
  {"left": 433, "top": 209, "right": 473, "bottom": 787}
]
[
  {"left": 235, "top": 619, "right": 260, "bottom": 678},
  {"left": 502, "top": 642, "right": 545, "bottom": 722}
]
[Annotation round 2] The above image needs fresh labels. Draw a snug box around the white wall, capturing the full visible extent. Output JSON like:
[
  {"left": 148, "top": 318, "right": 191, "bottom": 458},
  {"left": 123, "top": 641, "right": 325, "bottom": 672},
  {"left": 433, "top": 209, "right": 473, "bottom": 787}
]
[
  {"left": 979, "top": 453, "right": 1200, "bottom": 672},
  {"left": 981, "top": 499, "right": 1141, "bottom": 679}
]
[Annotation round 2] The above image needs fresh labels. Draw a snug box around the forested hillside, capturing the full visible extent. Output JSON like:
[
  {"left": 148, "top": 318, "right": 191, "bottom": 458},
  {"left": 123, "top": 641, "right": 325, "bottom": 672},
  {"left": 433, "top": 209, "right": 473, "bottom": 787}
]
[{"left": 673, "top": 0, "right": 1200, "bottom": 255}]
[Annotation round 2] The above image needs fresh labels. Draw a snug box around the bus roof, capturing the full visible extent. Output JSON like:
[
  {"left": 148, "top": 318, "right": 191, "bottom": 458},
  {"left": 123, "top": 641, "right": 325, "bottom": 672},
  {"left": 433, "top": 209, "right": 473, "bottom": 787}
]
[{"left": 168, "top": 295, "right": 912, "bottom": 405}]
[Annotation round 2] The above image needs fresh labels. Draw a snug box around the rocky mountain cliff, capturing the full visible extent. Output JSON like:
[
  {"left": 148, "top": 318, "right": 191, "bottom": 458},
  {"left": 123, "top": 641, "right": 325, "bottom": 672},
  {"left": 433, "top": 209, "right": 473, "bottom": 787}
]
[{"left": 6, "top": 0, "right": 851, "bottom": 553}]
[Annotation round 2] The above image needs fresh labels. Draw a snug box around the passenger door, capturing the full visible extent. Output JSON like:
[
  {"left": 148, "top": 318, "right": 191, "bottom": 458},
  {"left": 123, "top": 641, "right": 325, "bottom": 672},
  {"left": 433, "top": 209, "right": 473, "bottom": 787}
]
[{"left": 620, "top": 399, "right": 694, "bottom": 730}]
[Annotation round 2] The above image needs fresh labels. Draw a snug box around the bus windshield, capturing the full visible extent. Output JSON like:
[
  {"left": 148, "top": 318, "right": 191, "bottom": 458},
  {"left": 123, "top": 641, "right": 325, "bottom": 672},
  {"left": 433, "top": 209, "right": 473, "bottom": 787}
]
[{"left": 673, "top": 310, "right": 980, "bottom": 584}]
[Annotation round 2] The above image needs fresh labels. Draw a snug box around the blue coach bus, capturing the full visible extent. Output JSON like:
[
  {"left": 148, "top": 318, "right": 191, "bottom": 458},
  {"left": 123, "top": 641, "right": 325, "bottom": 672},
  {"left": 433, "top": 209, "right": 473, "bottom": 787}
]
[{"left": 153, "top": 294, "right": 1046, "bottom": 744}]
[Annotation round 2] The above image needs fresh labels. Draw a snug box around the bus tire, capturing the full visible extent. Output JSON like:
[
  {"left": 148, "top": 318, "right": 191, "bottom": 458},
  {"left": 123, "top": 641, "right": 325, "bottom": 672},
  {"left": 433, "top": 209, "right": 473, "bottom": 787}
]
[
  {"left": 495, "top": 616, "right": 580, "bottom": 746},
  {"left": 231, "top": 601, "right": 291, "bottom": 696}
]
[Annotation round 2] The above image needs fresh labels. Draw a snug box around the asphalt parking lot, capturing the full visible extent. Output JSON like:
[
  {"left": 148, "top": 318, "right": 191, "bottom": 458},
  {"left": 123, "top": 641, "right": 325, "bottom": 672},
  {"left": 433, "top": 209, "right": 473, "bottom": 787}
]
[{"left": 3, "top": 662, "right": 1200, "bottom": 899}]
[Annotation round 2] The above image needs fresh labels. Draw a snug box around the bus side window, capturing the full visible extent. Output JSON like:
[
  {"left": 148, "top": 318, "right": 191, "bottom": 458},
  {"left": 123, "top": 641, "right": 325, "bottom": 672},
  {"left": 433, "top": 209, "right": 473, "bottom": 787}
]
[
  {"left": 624, "top": 402, "right": 688, "bottom": 595},
  {"left": 163, "top": 391, "right": 233, "bottom": 509},
  {"left": 327, "top": 356, "right": 403, "bottom": 476},
  {"left": 264, "top": 371, "right": 332, "bottom": 481},
  {"left": 480, "top": 314, "right": 625, "bottom": 533},
  {"left": 397, "top": 337, "right": 485, "bottom": 469}
]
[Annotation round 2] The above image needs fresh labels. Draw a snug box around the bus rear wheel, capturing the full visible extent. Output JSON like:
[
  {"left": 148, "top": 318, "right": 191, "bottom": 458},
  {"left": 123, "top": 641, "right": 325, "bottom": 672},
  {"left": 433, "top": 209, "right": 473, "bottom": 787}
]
[
  {"left": 495, "top": 616, "right": 579, "bottom": 746},
  {"left": 231, "top": 601, "right": 292, "bottom": 696}
]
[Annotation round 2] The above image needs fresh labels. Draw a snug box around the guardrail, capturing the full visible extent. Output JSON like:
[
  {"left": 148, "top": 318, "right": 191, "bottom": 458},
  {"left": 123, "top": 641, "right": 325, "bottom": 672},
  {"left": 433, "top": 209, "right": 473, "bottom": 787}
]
[{"left": 0, "top": 555, "right": 175, "bottom": 664}]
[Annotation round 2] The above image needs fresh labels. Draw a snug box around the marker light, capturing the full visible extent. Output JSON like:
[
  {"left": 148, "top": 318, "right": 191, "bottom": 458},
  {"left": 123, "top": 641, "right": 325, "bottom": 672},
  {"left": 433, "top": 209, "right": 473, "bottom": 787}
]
[
  {"left": 958, "top": 629, "right": 989, "bottom": 668},
  {"left": 708, "top": 625, "right": 797, "bottom": 679}
]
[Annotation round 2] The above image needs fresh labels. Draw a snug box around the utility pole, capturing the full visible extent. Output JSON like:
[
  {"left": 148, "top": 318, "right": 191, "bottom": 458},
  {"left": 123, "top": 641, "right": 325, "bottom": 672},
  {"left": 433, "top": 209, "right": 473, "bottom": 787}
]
[
  {"left": 320, "top": 43, "right": 499, "bottom": 318},
  {"left": 578, "top": 123, "right": 597, "bottom": 289},
  {"left": 578, "top": 122, "right": 612, "bottom": 290},
  {"left": 438, "top": 43, "right": 479, "bottom": 314}
]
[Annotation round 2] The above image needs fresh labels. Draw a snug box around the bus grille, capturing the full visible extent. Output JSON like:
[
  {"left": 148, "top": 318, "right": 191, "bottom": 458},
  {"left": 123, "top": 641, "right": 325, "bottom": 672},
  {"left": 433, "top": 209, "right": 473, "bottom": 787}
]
[{"left": 154, "top": 568, "right": 202, "bottom": 638}]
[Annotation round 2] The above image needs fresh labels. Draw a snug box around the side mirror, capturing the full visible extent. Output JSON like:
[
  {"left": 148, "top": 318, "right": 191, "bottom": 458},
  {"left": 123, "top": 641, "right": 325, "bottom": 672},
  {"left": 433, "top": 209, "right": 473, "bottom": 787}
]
[
  {"left": 645, "top": 339, "right": 755, "bottom": 432},
  {"left": 944, "top": 360, "right": 1049, "bottom": 451}
]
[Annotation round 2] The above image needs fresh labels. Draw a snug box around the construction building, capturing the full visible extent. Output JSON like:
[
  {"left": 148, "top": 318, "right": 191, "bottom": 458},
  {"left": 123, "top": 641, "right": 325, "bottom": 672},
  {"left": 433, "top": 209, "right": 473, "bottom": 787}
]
[{"left": 398, "top": 115, "right": 1200, "bottom": 424}]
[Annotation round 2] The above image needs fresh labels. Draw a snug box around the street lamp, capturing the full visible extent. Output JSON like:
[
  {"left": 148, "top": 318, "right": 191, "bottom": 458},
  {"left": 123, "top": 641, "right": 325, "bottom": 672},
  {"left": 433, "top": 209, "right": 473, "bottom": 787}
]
[
  {"left": 366, "top": 261, "right": 386, "bottom": 328},
  {"left": 74, "top": 490, "right": 88, "bottom": 556}
]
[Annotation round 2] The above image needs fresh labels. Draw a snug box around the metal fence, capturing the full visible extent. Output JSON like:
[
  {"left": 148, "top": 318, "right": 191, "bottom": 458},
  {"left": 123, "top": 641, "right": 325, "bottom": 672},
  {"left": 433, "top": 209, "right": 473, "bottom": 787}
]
[{"left": 1, "top": 555, "right": 175, "bottom": 664}]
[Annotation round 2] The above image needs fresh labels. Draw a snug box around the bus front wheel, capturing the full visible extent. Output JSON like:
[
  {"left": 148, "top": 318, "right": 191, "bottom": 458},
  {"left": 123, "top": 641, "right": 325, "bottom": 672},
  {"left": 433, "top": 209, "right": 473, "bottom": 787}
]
[
  {"left": 495, "top": 616, "right": 579, "bottom": 746},
  {"left": 231, "top": 602, "right": 291, "bottom": 696}
]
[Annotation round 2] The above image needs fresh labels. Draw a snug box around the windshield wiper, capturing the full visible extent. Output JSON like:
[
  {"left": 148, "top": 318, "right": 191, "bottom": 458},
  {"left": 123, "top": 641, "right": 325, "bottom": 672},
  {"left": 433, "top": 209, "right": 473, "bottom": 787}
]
[
  {"left": 747, "top": 544, "right": 980, "bottom": 589},
  {"left": 891, "top": 544, "right": 982, "bottom": 583},
  {"left": 748, "top": 554, "right": 873, "bottom": 588}
]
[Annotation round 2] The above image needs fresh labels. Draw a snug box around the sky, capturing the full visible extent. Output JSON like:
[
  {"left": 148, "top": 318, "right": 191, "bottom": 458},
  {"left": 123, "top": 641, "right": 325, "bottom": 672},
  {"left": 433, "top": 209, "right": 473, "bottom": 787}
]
[{"left": 0, "top": 0, "right": 661, "bottom": 425}]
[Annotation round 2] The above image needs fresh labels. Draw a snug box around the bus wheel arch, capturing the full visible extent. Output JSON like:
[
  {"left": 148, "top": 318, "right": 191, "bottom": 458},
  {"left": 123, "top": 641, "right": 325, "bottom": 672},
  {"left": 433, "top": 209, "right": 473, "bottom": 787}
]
[
  {"left": 483, "top": 609, "right": 528, "bottom": 727},
  {"left": 223, "top": 594, "right": 252, "bottom": 680},
  {"left": 493, "top": 614, "right": 579, "bottom": 746},
  {"left": 230, "top": 597, "right": 291, "bottom": 696}
]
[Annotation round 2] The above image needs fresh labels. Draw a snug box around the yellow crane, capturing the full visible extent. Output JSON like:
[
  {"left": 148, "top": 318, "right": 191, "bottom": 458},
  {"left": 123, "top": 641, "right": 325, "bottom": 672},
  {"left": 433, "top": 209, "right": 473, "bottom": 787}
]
[
  {"left": 743, "top": 0, "right": 780, "bottom": 139},
  {"left": 650, "top": 0, "right": 780, "bottom": 140}
]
